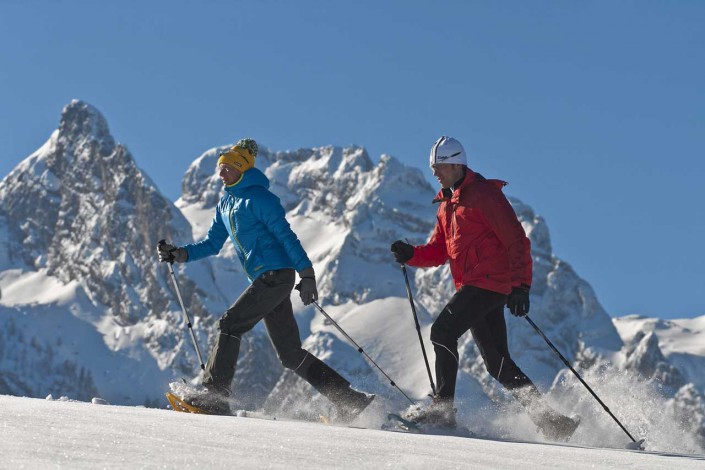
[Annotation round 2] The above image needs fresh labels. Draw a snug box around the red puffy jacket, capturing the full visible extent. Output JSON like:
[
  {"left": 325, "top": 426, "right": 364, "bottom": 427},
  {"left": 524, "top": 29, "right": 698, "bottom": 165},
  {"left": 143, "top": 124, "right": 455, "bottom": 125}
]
[{"left": 408, "top": 169, "right": 532, "bottom": 295}]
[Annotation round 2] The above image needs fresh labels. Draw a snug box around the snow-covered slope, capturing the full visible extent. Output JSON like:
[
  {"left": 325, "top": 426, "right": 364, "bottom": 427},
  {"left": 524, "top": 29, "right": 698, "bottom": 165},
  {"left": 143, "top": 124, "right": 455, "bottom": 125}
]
[
  {"left": 2, "top": 395, "right": 703, "bottom": 469},
  {"left": 1, "top": 101, "right": 704, "bottom": 454}
]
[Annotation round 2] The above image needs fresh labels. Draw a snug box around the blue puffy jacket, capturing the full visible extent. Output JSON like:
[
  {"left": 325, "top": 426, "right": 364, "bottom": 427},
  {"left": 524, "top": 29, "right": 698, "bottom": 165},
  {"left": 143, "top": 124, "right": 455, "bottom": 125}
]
[{"left": 183, "top": 168, "right": 312, "bottom": 281}]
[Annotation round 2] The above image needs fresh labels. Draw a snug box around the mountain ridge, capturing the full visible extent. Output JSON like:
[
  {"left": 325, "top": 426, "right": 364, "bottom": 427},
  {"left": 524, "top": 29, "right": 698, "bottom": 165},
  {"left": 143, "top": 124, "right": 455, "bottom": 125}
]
[{"left": 0, "top": 100, "right": 703, "bottom": 451}]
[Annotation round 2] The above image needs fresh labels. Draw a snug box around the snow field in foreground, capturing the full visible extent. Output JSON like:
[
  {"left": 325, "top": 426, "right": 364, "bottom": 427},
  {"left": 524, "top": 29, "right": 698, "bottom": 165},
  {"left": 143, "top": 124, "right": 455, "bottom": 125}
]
[{"left": 1, "top": 395, "right": 704, "bottom": 470}]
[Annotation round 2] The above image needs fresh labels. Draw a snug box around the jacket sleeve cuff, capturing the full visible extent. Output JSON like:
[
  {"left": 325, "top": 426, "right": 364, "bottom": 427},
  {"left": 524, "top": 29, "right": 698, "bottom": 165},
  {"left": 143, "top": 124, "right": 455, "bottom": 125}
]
[{"left": 298, "top": 267, "right": 315, "bottom": 279}]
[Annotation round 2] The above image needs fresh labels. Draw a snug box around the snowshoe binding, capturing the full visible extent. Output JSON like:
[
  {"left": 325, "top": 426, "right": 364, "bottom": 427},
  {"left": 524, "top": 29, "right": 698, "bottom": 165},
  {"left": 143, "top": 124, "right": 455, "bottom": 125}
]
[{"left": 386, "top": 399, "right": 474, "bottom": 438}]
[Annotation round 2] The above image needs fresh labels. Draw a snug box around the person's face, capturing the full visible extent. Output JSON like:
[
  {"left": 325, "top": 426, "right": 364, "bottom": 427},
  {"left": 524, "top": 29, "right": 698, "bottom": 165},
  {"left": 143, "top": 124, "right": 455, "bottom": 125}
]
[
  {"left": 218, "top": 163, "right": 242, "bottom": 186},
  {"left": 431, "top": 164, "right": 464, "bottom": 189}
]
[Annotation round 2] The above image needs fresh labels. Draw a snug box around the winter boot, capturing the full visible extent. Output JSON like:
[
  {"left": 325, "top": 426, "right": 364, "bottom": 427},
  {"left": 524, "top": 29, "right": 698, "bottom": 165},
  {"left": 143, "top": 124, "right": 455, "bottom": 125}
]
[
  {"left": 299, "top": 356, "right": 375, "bottom": 422},
  {"left": 534, "top": 410, "right": 580, "bottom": 442},
  {"left": 335, "top": 387, "right": 376, "bottom": 423},
  {"left": 181, "top": 386, "right": 231, "bottom": 415},
  {"left": 404, "top": 396, "right": 457, "bottom": 429}
]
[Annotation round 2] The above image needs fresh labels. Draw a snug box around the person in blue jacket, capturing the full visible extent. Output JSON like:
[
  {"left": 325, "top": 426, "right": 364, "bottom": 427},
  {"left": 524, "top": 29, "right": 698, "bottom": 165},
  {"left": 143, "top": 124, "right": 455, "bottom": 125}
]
[{"left": 158, "top": 138, "right": 373, "bottom": 419}]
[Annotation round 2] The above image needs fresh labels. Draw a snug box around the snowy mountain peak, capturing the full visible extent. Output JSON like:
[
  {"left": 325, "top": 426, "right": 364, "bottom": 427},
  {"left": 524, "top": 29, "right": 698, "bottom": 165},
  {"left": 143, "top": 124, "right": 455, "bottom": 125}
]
[
  {"left": 0, "top": 101, "right": 228, "bottom": 402},
  {"left": 0, "top": 100, "right": 192, "bottom": 317},
  {"left": 624, "top": 331, "right": 687, "bottom": 392},
  {"left": 180, "top": 144, "right": 378, "bottom": 209},
  {"left": 59, "top": 99, "right": 114, "bottom": 149}
]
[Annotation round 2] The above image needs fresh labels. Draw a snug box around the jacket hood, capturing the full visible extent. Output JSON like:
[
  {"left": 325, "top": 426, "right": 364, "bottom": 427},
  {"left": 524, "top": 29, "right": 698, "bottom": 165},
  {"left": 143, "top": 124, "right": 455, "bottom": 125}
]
[{"left": 224, "top": 167, "right": 270, "bottom": 195}]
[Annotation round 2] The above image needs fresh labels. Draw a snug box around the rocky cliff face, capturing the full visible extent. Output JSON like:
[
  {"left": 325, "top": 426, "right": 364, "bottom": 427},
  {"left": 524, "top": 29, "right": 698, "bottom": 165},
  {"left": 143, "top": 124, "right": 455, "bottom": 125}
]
[
  {"left": 0, "top": 101, "right": 276, "bottom": 404},
  {"left": 0, "top": 100, "right": 196, "bottom": 324}
]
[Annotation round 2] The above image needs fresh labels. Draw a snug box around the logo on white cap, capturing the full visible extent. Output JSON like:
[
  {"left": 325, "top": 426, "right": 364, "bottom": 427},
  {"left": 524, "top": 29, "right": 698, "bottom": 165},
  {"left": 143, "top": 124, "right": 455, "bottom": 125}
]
[{"left": 429, "top": 136, "right": 467, "bottom": 167}]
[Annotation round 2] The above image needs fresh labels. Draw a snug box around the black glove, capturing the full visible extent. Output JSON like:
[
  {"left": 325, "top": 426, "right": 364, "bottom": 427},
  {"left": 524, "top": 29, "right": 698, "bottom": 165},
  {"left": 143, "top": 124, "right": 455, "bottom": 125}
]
[
  {"left": 157, "top": 239, "right": 188, "bottom": 263},
  {"left": 390, "top": 240, "right": 414, "bottom": 264},
  {"left": 296, "top": 267, "right": 318, "bottom": 306},
  {"left": 507, "top": 286, "right": 530, "bottom": 317}
]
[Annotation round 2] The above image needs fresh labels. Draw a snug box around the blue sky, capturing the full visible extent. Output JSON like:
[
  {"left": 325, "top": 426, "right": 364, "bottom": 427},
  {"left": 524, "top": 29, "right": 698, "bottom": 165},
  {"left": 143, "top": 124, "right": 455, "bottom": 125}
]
[{"left": 1, "top": 1, "right": 703, "bottom": 319}]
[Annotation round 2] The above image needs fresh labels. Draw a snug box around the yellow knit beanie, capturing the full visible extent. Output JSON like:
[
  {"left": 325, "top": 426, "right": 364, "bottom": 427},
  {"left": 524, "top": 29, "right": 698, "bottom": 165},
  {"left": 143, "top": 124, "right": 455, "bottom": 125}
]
[{"left": 217, "top": 138, "right": 258, "bottom": 172}]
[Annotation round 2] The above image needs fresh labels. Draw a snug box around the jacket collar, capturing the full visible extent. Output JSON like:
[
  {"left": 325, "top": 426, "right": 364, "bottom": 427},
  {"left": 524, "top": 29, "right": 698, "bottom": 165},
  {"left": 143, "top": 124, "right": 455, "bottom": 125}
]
[
  {"left": 224, "top": 167, "right": 269, "bottom": 197},
  {"left": 432, "top": 168, "right": 477, "bottom": 204},
  {"left": 431, "top": 169, "right": 507, "bottom": 204}
]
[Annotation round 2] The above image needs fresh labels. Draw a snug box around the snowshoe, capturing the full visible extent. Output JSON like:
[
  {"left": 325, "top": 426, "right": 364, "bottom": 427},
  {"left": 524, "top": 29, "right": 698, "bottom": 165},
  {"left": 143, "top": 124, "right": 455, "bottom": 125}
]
[
  {"left": 403, "top": 397, "right": 457, "bottom": 430},
  {"left": 166, "top": 381, "right": 231, "bottom": 415},
  {"left": 536, "top": 411, "right": 580, "bottom": 442},
  {"left": 385, "top": 413, "right": 423, "bottom": 432},
  {"left": 385, "top": 411, "right": 475, "bottom": 438},
  {"left": 166, "top": 392, "right": 207, "bottom": 414},
  {"left": 335, "top": 389, "right": 376, "bottom": 423}
]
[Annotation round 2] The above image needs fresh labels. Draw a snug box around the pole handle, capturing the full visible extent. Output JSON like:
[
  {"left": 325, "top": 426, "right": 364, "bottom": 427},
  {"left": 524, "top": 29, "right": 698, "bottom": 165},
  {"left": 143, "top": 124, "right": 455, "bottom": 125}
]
[{"left": 158, "top": 239, "right": 176, "bottom": 265}]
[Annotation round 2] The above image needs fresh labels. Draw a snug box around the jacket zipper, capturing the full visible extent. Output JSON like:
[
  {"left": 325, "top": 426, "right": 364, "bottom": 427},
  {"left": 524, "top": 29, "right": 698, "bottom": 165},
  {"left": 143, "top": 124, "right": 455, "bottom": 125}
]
[{"left": 228, "top": 204, "right": 251, "bottom": 280}]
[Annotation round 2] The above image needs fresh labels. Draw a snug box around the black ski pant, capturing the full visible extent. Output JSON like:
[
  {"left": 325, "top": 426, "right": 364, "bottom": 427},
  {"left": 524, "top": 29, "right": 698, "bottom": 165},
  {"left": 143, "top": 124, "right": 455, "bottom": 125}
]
[
  {"left": 430, "top": 285, "right": 541, "bottom": 407},
  {"left": 202, "top": 268, "right": 356, "bottom": 405}
]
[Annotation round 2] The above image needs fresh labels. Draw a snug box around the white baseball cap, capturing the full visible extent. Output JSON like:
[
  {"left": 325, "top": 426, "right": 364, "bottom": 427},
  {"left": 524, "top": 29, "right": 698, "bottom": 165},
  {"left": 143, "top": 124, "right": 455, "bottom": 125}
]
[{"left": 429, "top": 136, "right": 467, "bottom": 167}]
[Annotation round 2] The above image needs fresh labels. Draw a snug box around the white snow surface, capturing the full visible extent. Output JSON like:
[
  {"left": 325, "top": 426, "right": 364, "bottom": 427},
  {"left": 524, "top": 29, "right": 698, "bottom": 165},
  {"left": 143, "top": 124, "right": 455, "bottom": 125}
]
[
  {"left": 2, "top": 394, "right": 703, "bottom": 470},
  {"left": 0, "top": 268, "right": 79, "bottom": 306}
]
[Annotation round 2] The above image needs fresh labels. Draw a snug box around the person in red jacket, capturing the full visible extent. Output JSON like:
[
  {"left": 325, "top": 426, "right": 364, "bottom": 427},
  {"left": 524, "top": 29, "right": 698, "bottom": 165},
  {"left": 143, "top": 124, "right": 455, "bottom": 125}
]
[{"left": 391, "top": 136, "right": 578, "bottom": 441}]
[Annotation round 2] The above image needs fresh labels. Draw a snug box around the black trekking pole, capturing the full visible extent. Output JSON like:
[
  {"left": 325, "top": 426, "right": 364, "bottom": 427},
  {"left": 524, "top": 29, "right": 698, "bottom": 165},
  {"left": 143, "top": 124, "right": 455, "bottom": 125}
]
[
  {"left": 297, "top": 285, "right": 416, "bottom": 405},
  {"left": 400, "top": 264, "right": 436, "bottom": 396},
  {"left": 525, "top": 315, "right": 644, "bottom": 449},
  {"left": 159, "top": 240, "right": 205, "bottom": 371}
]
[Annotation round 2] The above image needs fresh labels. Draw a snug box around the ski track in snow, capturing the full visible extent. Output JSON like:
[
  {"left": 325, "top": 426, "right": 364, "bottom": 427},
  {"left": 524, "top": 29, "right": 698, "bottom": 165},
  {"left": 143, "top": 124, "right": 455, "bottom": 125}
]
[{"left": 1, "top": 395, "right": 704, "bottom": 470}]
